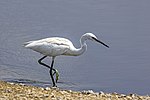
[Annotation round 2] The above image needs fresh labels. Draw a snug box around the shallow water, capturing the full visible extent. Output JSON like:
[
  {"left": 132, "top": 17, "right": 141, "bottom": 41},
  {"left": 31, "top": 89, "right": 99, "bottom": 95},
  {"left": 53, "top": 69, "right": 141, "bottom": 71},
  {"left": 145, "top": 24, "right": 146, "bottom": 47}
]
[{"left": 0, "top": 0, "right": 150, "bottom": 95}]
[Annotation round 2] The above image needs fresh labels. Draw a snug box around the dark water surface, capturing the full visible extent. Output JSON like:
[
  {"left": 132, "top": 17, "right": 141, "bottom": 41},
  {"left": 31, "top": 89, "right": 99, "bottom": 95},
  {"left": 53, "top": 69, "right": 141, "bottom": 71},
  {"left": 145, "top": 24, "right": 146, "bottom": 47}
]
[{"left": 0, "top": 0, "right": 150, "bottom": 95}]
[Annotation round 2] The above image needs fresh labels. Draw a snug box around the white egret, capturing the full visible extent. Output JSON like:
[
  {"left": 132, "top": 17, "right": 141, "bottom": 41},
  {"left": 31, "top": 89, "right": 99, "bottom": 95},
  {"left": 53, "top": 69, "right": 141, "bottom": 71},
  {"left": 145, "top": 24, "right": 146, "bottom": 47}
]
[{"left": 24, "top": 33, "right": 109, "bottom": 87}]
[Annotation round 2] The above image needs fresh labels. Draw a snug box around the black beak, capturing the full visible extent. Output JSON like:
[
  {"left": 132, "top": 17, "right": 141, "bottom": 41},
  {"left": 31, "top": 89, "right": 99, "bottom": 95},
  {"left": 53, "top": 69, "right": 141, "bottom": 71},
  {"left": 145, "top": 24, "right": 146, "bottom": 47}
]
[{"left": 92, "top": 37, "right": 109, "bottom": 48}]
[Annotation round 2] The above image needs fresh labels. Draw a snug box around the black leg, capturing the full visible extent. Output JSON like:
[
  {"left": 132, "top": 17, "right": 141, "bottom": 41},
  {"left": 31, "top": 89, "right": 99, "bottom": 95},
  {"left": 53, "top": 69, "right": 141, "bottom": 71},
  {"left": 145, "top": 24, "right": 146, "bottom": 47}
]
[
  {"left": 38, "top": 56, "right": 50, "bottom": 69},
  {"left": 38, "top": 56, "right": 59, "bottom": 84},
  {"left": 38, "top": 56, "right": 56, "bottom": 87},
  {"left": 49, "top": 57, "right": 56, "bottom": 87}
]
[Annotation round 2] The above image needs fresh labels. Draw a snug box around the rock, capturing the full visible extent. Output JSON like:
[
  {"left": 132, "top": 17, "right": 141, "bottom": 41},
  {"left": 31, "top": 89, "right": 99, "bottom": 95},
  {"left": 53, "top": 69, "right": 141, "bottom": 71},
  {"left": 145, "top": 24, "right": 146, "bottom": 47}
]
[
  {"left": 99, "top": 91, "right": 105, "bottom": 95},
  {"left": 4, "top": 89, "right": 12, "bottom": 93},
  {"left": 8, "top": 82, "right": 14, "bottom": 85},
  {"left": 82, "top": 90, "right": 94, "bottom": 94},
  {"left": 119, "top": 94, "right": 127, "bottom": 98},
  {"left": 51, "top": 93, "right": 55, "bottom": 98},
  {"left": 43, "top": 94, "right": 49, "bottom": 97},
  {"left": 66, "top": 90, "right": 72, "bottom": 93},
  {"left": 45, "top": 87, "right": 51, "bottom": 90},
  {"left": 19, "top": 83, "right": 26, "bottom": 86}
]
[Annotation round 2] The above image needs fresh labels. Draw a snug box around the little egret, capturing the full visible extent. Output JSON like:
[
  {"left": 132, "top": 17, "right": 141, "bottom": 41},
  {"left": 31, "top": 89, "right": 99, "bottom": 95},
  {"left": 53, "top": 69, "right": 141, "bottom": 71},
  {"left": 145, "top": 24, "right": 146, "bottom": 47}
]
[{"left": 24, "top": 33, "right": 109, "bottom": 87}]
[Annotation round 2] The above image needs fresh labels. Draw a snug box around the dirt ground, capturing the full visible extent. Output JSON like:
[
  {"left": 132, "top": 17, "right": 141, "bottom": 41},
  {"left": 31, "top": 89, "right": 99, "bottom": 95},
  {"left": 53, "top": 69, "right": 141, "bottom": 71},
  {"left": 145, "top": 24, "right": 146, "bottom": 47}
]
[{"left": 0, "top": 81, "right": 149, "bottom": 100}]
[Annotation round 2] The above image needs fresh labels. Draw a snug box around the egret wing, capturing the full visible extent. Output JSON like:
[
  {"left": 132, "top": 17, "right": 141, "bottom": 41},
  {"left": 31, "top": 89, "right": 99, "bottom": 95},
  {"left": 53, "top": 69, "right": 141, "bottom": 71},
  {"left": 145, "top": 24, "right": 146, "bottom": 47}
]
[{"left": 24, "top": 37, "right": 73, "bottom": 56}]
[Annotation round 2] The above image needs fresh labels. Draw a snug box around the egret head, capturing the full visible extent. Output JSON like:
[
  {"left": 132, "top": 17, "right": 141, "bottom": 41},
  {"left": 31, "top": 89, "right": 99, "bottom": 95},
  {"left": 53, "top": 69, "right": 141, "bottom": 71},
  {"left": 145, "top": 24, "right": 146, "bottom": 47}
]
[{"left": 83, "top": 33, "right": 109, "bottom": 48}]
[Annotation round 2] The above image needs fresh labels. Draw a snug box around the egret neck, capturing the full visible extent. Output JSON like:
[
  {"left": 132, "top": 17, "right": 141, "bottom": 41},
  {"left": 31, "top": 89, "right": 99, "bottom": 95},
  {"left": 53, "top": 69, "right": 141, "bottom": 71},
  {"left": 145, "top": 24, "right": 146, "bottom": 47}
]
[{"left": 69, "top": 35, "right": 87, "bottom": 56}]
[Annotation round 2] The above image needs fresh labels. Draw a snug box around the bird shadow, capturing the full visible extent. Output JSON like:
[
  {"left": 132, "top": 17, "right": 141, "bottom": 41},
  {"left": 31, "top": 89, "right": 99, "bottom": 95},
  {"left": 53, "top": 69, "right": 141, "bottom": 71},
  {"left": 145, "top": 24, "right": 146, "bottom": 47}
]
[{"left": 2, "top": 78, "right": 77, "bottom": 89}]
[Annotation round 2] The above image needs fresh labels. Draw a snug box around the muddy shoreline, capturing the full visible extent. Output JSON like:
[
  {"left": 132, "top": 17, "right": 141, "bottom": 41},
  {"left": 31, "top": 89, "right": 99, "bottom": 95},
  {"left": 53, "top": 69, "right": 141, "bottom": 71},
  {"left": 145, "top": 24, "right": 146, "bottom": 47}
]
[{"left": 0, "top": 81, "right": 149, "bottom": 100}]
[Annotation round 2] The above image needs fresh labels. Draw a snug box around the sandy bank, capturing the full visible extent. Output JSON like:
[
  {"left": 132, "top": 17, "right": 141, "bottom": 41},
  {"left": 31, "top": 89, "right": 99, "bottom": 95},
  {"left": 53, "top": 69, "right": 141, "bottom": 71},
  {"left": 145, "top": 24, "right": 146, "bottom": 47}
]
[{"left": 0, "top": 81, "right": 149, "bottom": 100}]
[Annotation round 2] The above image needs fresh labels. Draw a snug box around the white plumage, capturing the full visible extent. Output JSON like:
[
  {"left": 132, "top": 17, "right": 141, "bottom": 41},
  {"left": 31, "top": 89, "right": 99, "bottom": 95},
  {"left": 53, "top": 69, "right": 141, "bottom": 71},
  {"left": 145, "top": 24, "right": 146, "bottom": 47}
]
[
  {"left": 24, "top": 33, "right": 109, "bottom": 87},
  {"left": 24, "top": 37, "right": 72, "bottom": 56}
]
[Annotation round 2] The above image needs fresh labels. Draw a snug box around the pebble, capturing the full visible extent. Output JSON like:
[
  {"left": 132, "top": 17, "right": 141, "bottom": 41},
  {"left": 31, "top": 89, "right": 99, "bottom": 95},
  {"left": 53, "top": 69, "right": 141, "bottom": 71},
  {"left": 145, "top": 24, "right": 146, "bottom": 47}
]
[
  {"left": 82, "top": 90, "right": 94, "bottom": 94},
  {"left": 43, "top": 94, "right": 49, "bottom": 97},
  {"left": 8, "top": 82, "right": 14, "bottom": 85},
  {"left": 40, "top": 88, "right": 44, "bottom": 90},
  {"left": 4, "top": 89, "right": 12, "bottom": 93},
  {"left": 111, "top": 92, "right": 118, "bottom": 95},
  {"left": 51, "top": 93, "right": 55, "bottom": 98},
  {"left": 19, "top": 83, "right": 26, "bottom": 86},
  {"left": 126, "top": 96, "right": 132, "bottom": 99},
  {"left": 45, "top": 87, "right": 51, "bottom": 90},
  {"left": 99, "top": 91, "right": 105, "bottom": 95},
  {"left": 66, "top": 90, "right": 72, "bottom": 93},
  {"left": 119, "top": 94, "right": 127, "bottom": 98}
]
